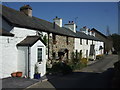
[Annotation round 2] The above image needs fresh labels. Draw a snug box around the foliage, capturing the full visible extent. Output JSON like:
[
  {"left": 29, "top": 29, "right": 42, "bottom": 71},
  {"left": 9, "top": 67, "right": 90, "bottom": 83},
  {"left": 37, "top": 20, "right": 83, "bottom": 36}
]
[
  {"left": 79, "top": 51, "right": 82, "bottom": 60},
  {"left": 114, "top": 60, "right": 120, "bottom": 77},
  {"left": 69, "top": 51, "right": 87, "bottom": 70},
  {"left": 111, "top": 34, "right": 120, "bottom": 52},
  {"left": 96, "top": 55, "right": 103, "bottom": 60},
  {"left": 80, "top": 58, "right": 88, "bottom": 65},
  {"left": 68, "top": 61, "right": 87, "bottom": 70},
  {"left": 43, "top": 35, "right": 47, "bottom": 44},
  {"left": 49, "top": 62, "right": 72, "bottom": 75},
  {"left": 35, "top": 64, "right": 39, "bottom": 74}
]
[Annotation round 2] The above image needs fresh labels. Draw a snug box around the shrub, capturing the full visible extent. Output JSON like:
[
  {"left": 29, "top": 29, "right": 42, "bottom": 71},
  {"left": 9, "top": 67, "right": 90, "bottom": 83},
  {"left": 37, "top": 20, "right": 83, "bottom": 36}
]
[
  {"left": 80, "top": 58, "right": 88, "bottom": 65},
  {"left": 49, "top": 62, "right": 72, "bottom": 75},
  {"left": 96, "top": 55, "right": 103, "bottom": 60}
]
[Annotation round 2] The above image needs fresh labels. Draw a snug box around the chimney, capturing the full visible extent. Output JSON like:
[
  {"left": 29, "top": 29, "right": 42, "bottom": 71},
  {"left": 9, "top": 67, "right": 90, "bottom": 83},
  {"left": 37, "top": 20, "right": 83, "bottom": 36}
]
[
  {"left": 80, "top": 26, "right": 88, "bottom": 35},
  {"left": 91, "top": 30, "right": 95, "bottom": 37},
  {"left": 64, "top": 21, "right": 76, "bottom": 33},
  {"left": 20, "top": 5, "right": 32, "bottom": 17},
  {"left": 88, "top": 29, "right": 91, "bottom": 35},
  {"left": 53, "top": 16, "right": 62, "bottom": 27}
]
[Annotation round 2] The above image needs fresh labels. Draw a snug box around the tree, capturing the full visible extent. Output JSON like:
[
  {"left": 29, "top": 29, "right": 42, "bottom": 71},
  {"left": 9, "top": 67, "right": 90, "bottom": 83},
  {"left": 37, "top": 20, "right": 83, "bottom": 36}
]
[{"left": 111, "top": 34, "right": 120, "bottom": 52}]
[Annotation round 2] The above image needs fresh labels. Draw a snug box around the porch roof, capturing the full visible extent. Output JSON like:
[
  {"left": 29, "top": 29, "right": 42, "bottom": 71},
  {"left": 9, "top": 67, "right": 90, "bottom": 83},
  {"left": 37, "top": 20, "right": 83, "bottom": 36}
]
[{"left": 17, "top": 36, "right": 46, "bottom": 47}]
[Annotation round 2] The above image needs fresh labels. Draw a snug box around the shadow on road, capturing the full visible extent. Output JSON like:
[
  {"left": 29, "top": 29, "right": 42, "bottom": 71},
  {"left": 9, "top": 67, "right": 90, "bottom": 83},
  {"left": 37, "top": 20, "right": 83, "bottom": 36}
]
[{"left": 47, "top": 68, "right": 114, "bottom": 88}]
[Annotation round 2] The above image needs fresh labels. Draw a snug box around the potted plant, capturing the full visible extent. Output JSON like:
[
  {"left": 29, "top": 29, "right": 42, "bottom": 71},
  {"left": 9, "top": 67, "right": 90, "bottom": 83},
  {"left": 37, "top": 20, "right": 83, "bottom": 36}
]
[
  {"left": 34, "top": 64, "right": 41, "bottom": 79},
  {"left": 16, "top": 72, "right": 22, "bottom": 77}
]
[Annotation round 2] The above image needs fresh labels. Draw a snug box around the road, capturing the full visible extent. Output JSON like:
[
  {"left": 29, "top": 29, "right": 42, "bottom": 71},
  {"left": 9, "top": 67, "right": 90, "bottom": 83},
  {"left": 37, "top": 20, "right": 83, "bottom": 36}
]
[{"left": 26, "top": 55, "right": 118, "bottom": 89}]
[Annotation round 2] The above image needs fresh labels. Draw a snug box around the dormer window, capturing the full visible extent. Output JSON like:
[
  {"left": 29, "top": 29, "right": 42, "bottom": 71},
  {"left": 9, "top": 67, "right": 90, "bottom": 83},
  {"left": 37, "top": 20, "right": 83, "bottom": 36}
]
[{"left": 86, "top": 39, "right": 88, "bottom": 45}]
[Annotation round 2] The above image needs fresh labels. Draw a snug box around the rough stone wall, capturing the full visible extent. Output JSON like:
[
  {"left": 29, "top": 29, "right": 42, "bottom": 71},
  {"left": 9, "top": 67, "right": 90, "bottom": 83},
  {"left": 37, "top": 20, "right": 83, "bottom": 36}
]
[{"left": 49, "top": 34, "right": 74, "bottom": 60}]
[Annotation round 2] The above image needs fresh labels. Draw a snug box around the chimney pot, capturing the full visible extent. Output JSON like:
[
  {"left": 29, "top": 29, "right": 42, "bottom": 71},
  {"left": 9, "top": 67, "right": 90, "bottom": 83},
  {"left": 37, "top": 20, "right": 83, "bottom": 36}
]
[{"left": 20, "top": 5, "right": 32, "bottom": 17}]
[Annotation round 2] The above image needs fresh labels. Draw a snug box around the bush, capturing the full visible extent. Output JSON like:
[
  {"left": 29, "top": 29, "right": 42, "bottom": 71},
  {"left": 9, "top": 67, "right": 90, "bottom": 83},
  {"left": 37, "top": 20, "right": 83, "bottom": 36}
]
[
  {"left": 68, "top": 58, "right": 87, "bottom": 71},
  {"left": 96, "top": 55, "right": 103, "bottom": 60},
  {"left": 49, "top": 62, "right": 72, "bottom": 75},
  {"left": 114, "top": 60, "right": 120, "bottom": 77},
  {"left": 80, "top": 58, "right": 88, "bottom": 65},
  {"left": 69, "top": 62, "right": 87, "bottom": 70}
]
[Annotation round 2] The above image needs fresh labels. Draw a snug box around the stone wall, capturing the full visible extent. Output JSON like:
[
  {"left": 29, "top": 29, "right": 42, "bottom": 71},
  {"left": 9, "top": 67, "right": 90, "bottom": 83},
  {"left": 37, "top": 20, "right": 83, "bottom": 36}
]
[{"left": 49, "top": 34, "right": 74, "bottom": 60}]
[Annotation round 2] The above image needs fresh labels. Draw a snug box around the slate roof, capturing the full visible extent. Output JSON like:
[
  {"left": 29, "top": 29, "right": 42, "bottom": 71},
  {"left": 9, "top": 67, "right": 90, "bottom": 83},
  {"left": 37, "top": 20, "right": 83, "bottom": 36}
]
[
  {"left": 1, "top": 5, "right": 102, "bottom": 41},
  {"left": 1, "top": 5, "right": 75, "bottom": 37},
  {"left": 17, "top": 36, "right": 46, "bottom": 46},
  {"left": 0, "top": 28, "right": 14, "bottom": 37},
  {"left": 91, "top": 28, "right": 107, "bottom": 38},
  {"left": 75, "top": 31, "right": 102, "bottom": 41}
]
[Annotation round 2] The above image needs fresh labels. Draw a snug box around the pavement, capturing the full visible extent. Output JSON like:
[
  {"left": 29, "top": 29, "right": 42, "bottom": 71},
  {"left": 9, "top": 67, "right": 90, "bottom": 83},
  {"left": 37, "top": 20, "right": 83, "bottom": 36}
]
[
  {"left": 2, "top": 77, "right": 39, "bottom": 89},
  {"left": 2, "top": 54, "right": 118, "bottom": 89}
]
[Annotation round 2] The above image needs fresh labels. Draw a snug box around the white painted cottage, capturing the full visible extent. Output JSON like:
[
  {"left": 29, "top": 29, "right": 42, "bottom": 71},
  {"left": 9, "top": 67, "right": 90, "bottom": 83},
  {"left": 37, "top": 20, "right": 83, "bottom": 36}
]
[
  {"left": 64, "top": 23, "right": 104, "bottom": 60},
  {"left": 0, "top": 5, "right": 47, "bottom": 79}
]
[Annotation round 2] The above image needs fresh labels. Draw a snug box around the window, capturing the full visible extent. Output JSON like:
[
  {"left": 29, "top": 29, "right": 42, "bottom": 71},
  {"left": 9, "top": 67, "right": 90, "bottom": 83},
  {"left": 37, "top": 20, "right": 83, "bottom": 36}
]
[
  {"left": 92, "top": 40, "right": 93, "bottom": 44},
  {"left": 80, "top": 38, "right": 82, "bottom": 45},
  {"left": 38, "top": 48, "right": 42, "bottom": 62},
  {"left": 53, "top": 34, "right": 56, "bottom": 44},
  {"left": 86, "top": 39, "right": 88, "bottom": 45},
  {"left": 86, "top": 50, "right": 88, "bottom": 58},
  {"left": 66, "top": 37, "right": 69, "bottom": 45}
]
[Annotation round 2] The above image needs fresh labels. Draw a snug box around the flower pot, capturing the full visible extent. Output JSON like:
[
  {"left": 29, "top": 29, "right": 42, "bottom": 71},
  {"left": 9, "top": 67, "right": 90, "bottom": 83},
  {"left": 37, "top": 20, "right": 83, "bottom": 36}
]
[
  {"left": 34, "top": 73, "right": 41, "bottom": 79},
  {"left": 16, "top": 72, "right": 22, "bottom": 77},
  {"left": 11, "top": 72, "right": 17, "bottom": 77}
]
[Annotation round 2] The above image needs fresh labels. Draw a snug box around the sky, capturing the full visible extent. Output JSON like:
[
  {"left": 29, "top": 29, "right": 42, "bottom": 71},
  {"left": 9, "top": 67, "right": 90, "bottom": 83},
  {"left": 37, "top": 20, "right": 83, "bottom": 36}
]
[{"left": 2, "top": 2, "right": 118, "bottom": 35}]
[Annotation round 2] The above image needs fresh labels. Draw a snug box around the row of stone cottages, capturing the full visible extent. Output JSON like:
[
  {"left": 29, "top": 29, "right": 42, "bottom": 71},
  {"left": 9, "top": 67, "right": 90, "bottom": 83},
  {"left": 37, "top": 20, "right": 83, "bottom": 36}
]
[{"left": 0, "top": 5, "right": 107, "bottom": 79}]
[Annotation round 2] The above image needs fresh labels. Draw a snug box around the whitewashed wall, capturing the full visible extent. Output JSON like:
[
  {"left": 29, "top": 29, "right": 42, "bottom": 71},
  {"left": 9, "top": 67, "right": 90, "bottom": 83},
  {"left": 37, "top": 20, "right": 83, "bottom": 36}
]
[
  {"left": 0, "top": 25, "right": 38, "bottom": 78},
  {"left": 75, "top": 38, "right": 90, "bottom": 58},
  {"left": 95, "top": 41, "right": 104, "bottom": 55},
  {"left": 17, "top": 47, "right": 28, "bottom": 77},
  {"left": 30, "top": 40, "right": 46, "bottom": 79},
  {"left": 0, "top": 36, "right": 17, "bottom": 78},
  {"left": 10, "top": 27, "right": 37, "bottom": 44},
  {"left": 75, "top": 37, "right": 104, "bottom": 59}
]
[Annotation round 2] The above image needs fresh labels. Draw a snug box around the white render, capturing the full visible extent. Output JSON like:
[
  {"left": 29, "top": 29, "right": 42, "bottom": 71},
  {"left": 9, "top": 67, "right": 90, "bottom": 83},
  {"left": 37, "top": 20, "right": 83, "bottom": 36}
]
[
  {"left": 18, "top": 40, "right": 46, "bottom": 79},
  {"left": 75, "top": 38, "right": 104, "bottom": 59},
  {"left": 53, "top": 18, "right": 62, "bottom": 27},
  {"left": 0, "top": 24, "right": 47, "bottom": 78},
  {"left": 0, "top": 36, "right": 17, "bottom": 78},
  {"left": 64, "top": 24, "right": 76, "bottom": 33},
  {"left": 30, "top": 40, "right": 46, "bottom": 78}
]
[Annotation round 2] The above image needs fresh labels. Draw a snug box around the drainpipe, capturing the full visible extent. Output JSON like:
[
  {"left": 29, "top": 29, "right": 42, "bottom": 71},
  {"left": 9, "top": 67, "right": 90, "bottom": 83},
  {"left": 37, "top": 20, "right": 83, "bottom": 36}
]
[
  {"left": 28, "top": 46, "right": 30, "bottom": 78},
  {"left": 48, "top": 33, "right": 50, "bottom": 59}
]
